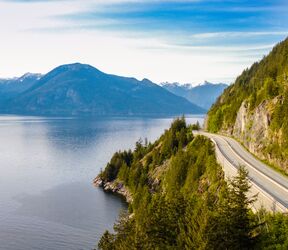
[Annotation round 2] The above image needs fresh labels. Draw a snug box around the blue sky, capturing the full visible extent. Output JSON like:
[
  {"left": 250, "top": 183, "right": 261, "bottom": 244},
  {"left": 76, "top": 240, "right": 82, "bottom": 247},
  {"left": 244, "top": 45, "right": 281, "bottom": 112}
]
[{"left": 0, "top": 0, "right": 287, "bottom": 84}]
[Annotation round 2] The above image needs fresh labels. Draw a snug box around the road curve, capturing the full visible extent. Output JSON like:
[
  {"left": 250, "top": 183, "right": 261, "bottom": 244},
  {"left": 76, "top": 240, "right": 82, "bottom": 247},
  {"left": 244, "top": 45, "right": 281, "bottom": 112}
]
[{"left": 195, "top": 131, "right": 288, "bottom": 212}]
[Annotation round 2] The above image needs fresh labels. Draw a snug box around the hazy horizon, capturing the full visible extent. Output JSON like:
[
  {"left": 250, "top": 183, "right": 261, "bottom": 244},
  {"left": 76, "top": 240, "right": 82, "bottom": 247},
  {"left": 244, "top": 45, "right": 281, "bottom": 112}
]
[{"left": 0, "top": 62, "right": 232, "bottom": 86}]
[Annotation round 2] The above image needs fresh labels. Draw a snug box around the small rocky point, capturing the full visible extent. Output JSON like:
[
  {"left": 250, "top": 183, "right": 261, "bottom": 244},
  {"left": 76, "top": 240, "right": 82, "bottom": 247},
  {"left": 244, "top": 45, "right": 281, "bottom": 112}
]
[{"left": 93, "top": 176, "right": 133, "bottom": 203}]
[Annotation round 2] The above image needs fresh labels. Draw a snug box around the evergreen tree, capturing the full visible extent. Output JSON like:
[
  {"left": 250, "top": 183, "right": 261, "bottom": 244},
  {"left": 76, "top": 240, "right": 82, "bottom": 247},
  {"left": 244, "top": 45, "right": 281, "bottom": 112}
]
[
  {"left": 206, "top": 166, "right": 258, "bottom": 250},
  {"left": 97, "top": 231, "right": 115, "bottom": 250}
]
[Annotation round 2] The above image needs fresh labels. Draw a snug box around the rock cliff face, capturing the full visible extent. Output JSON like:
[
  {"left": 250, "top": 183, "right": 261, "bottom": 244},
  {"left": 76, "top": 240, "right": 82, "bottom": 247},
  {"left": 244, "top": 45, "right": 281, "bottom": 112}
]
[
  {"left": 219, "top": 97, "right": 288, "bottom": 174},
  {"left": 233, "top": 100, "right": 271, "bottom": 155}
]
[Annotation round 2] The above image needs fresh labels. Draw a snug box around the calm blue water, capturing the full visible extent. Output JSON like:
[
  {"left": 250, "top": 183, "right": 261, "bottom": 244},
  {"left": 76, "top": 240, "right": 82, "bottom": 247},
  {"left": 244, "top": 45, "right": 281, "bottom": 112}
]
[{"left": 0, "top": 115, "right": 204, "bottom": 250}]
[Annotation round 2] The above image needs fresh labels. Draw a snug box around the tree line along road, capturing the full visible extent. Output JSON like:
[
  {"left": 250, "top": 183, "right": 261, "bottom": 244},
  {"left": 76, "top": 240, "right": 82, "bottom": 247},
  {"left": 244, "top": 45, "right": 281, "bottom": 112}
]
[{"left": 194, "top": 131, "right": 288, "bottom": 213}]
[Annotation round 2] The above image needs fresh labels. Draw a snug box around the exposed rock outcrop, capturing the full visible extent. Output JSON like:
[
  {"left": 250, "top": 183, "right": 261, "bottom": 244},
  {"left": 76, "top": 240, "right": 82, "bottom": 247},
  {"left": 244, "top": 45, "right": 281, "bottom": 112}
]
[
  {"left": 233, "top": 100, "right": 270, "bottom": 155},
  {"left": 226, "top": 97, "right": 288, "bottom": 174},
  {"left": 93, "top": 176, "right": 133, "bottom": 203}
]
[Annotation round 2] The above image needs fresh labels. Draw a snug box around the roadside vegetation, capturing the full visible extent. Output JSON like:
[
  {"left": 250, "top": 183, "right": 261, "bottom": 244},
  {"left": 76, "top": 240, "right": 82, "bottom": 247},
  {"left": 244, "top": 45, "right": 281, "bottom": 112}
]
[{"left": 97, "top": 118, "right": 288, "bottom": 250}]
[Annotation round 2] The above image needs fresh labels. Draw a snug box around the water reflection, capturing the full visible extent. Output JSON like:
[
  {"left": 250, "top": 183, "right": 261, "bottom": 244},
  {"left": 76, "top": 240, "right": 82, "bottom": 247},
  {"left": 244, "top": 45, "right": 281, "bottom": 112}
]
[{"left": 0, "top": 115, "right": 204, "bottom": 249}]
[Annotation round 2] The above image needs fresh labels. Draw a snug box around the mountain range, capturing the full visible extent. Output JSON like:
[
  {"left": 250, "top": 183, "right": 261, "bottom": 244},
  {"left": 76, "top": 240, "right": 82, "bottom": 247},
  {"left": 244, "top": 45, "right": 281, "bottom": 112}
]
[
  {"left": 0, "top": 73, "right": 41, "bottom": 101},
  {"left": 0, "top": 63, "right": 205, "bottom": 116},
  {"left": 161, "top": 81, "right": 228, "bottom": 110}
]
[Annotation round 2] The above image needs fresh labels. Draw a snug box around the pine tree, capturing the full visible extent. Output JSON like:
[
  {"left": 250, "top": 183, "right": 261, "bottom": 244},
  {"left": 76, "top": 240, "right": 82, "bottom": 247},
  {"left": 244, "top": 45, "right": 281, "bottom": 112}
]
[
  {"left": 206, "top": 166, "right": 258, "bottom": 250},
  {"left": 97, "top": 231, "right": 115, "bottom": 250}
]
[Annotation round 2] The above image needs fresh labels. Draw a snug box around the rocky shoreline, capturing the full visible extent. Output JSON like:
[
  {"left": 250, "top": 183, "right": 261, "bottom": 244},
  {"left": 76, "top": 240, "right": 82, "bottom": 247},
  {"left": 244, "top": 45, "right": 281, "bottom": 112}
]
[{"left": 93, "top": 176, "right": 133, "bottom": 203}]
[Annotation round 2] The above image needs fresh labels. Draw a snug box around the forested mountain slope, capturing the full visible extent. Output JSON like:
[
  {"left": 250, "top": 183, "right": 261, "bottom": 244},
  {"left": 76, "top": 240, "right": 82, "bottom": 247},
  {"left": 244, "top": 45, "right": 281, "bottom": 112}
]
[
  {"left": 95, "top": 118, "right": 288, "bottom": 249},
  {"left": 206, "top": 37, "right": 288, "bottom": 174}
]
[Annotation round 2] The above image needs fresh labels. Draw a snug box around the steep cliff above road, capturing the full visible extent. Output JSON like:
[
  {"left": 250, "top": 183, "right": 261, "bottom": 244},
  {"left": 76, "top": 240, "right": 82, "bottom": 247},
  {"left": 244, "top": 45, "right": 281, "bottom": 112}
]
[{"left": 206, "top": 38, "right": 288, "bottom": 174}]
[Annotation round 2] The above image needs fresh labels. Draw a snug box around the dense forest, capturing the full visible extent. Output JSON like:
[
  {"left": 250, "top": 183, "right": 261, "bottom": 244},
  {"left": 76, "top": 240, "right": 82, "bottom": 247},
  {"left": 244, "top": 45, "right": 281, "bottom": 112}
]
[
  {"left": 206, "top": 37, "right": 288, "bottom": 174},
  {"left": 96, "top": 118, "right": 288, "bottom": 249}
]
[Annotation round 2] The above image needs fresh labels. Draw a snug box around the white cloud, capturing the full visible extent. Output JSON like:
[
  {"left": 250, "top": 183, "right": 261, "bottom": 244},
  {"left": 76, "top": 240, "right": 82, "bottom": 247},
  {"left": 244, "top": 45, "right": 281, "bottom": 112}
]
[
  {"left": 190, "top": 31, "right": 288, "bottom": 39},
  {"left": 0, "top": 0, "right": 284, "bottom": 84}
]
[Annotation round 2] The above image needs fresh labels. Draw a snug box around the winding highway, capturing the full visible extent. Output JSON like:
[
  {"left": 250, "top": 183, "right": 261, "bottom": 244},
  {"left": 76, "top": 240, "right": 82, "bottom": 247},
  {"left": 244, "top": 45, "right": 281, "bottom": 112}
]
[{"left": 195, "top": 131, "right": 288, "bottom": 213}]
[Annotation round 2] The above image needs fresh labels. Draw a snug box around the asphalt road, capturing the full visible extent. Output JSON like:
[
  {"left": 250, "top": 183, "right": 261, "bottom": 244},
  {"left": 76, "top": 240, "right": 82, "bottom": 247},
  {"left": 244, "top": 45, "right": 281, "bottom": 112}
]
[{"left": 195, "top": 131, "right": 288, "bottom": 212}]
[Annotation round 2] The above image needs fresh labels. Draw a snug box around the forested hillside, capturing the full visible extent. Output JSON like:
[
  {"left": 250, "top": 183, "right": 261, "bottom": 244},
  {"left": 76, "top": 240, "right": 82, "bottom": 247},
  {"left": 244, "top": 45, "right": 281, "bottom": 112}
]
[
  {"left": 206, "top": 37, "right": 288, "bottom": 174},
  {"left": 95, "top": 118, "right": 288, "bottom": 249}
]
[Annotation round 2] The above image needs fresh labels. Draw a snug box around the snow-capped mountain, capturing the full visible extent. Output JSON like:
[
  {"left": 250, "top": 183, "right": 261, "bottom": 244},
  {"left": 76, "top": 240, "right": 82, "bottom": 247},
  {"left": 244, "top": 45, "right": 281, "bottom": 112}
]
[{"left": 161, "top": 81, "right": 228, "bottom": 110}]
